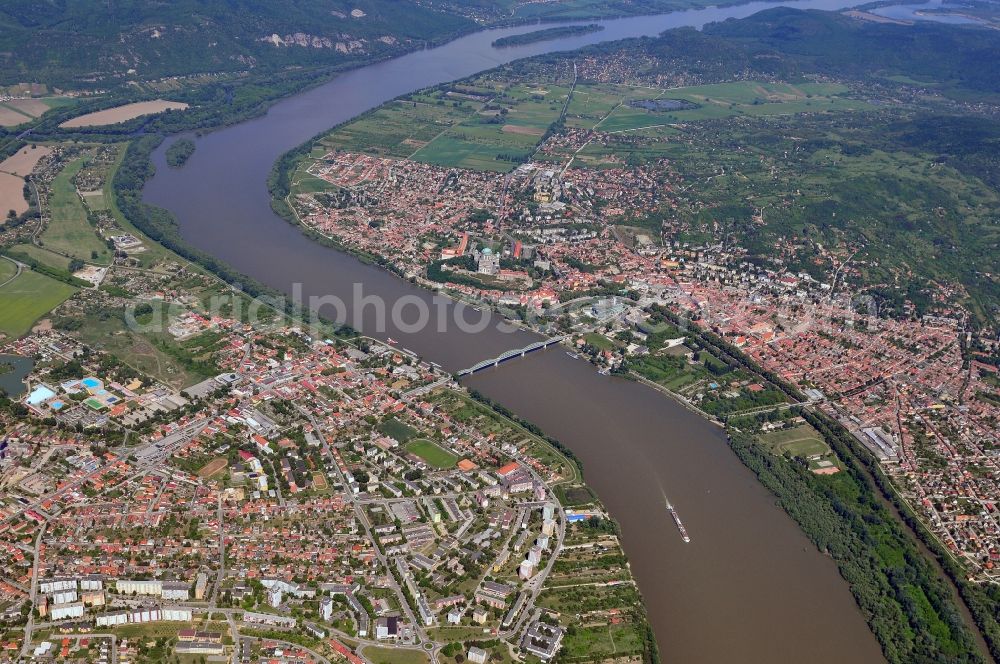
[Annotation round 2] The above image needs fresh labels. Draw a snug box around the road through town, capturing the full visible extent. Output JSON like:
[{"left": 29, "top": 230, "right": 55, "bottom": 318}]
[{"left": 142, "top": 2, "right": 884, "bottom": 660}]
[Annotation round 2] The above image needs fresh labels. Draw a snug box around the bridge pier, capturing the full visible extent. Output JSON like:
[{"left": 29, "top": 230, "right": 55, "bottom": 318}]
[{"left": 456, "top": 335, "right": 569, "bottom": 376}]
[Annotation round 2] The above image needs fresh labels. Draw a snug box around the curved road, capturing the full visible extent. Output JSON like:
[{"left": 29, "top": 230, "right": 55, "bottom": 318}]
[
  {"left": 140, "top": 1, "right": 886, "bottom": 661},
  {"left": 0, "top": 255, "right": 22, "bottom": 288}
]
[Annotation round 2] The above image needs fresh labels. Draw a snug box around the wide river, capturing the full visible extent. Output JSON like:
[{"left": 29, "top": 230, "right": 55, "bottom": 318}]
[{"left": 144, "top": 2, "right": 886, "bottom": 661}]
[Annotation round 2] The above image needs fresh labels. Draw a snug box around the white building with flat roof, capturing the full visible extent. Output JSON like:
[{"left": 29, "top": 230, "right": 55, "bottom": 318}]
[
  {"left": 50, "top": 602, "right": 85, "bottom": 621},
  {"left": 161, "top": 581, "right": 189, "bottom": 601},
  {"left": 116, "top": 579, "right": 162, "bottom": 596}
]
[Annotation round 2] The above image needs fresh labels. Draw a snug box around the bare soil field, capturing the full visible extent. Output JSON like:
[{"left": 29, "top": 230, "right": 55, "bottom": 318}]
[
  {"left": 0, "top": 172, "right": 27, "bottom": 215},
  {"left": 0, "top": 107, "right": 31, "bottom": 126},
  {"left": 6, "top": 98, "right": 51, "bottom": 117},
  {"left": 502, "top": 124, "right": 545, "bottom": 136},
  {"left": 198, "top": 457, "right": 228, "bottom": 478},
  {"left": 60, "top": 99, "right": 188, "bottom": 128},
  {"left": 0, "top": 145, "right": 52, "bottom": 177}
]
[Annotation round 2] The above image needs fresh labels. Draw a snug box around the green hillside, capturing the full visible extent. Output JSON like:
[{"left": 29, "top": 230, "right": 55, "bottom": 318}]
[{"left": 0, "top": 0, "right": 473, "bottom": 87}]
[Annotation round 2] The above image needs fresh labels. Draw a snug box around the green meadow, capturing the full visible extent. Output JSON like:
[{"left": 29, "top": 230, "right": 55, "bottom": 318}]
[
  {"left": 39, "top": 155, "right": 112, "bottom": 264},
  {"left": 0, "top": 269, "right": 76, "bottom": 338}
]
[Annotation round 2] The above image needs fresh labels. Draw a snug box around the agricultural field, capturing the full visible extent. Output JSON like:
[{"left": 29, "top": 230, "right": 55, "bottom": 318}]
[
  {"left": 404, "top": 438, "right": 459, "bottom": 469},
  {"left": 411, "top": 83, "right": 570, "bottom": 171},
  {"left": 758, "top": 423, "right": 831, "bottom": 459},
  {"left": 8, "top": 244, "right": 73, "bottom": 271},
  {"left": 546, "top": 80, "right": 863, "bottom": 169},
  {"left": 0, "top": 143, "right": 46, "bottom": 216},
  {"left": 0, "top": 258, "right": 16, "bottom": 284},
  {"left": 0, "top": 97, "right": 74, "bottom": 126},
  {"left": 564, "top": 82, "right": 665, "bottom": 129},
  {"left": 0, "top": 144, "right": 52, "bottom": 177},
  {"left": 560, "top": 80, "right": 866, "bottom": 146},
  {"left": 0, "top": 172, "right": 27, "bottom": 216},
  {"left": 39, "top": 155, "right": 112, "bottom": 264},
  {"left": 58, "top": 99, "right": 187, "bottom": 128},
  {"left": 315, "top": 95, "right": 474, "bottom": 158},
  {"left": 0, "top": 106, "right": 30, "bottom": 127},
  {"left": 0, "top": 269, "right": 76, "bottom": 338},
  {"left": 548, "top": 545, "right": 631, "bottom": 586},
  {"left": 536, "top": 579, "right": 641, "bottom": 613},
  {"left": 303, "top": 78, "right": 862, "bottom": 181},
  {"left": 310, "top": 80, "right": 570, "bottom": 174},
  {"left": 594, "top": 81, "right": 866, "bottom": 130}
]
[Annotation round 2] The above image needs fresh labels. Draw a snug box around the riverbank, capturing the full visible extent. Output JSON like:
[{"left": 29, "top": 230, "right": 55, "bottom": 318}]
[
  {"left": 249, "top": 15, "right": 1000, "bottom": 663},
  {"left": 135, "top": 2, "right": 916, "bottom": 660}
]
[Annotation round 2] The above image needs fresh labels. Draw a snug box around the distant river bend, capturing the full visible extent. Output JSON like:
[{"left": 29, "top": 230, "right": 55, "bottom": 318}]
[{"left": 144, "top": 1, "right": 886, "bottom": 661}]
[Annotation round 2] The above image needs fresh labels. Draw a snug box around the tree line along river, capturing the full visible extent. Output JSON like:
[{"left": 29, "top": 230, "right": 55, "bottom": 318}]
[{"left": 142, "top": 1, "right": 887, "bottom": 661}]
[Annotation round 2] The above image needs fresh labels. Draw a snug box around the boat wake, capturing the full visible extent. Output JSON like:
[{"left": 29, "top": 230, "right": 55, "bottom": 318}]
[{"left": 658, "top": 482, "right": 691, "bottom": 543}]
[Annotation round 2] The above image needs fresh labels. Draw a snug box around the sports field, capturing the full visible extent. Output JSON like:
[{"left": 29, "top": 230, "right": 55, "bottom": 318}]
[
  {"left": 404, "top": 439, "right": 459, "bottom": 469},
  {"left": 0, "top": 269, "right": 76, "bottom": 338},
  {"left": 379, "top": 416, "right": 418, "bottom": 442},
  {"left": 197, "top": 457, "right": 228, "bottom": 478},
  {"left": 759, "top": 423, "right": 831, "bottom": 458}
]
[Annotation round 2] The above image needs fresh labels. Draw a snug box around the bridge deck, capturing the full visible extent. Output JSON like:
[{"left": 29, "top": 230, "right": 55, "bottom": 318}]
[{"left": 457, "top": 336, "right": 568, "bottom": 376}]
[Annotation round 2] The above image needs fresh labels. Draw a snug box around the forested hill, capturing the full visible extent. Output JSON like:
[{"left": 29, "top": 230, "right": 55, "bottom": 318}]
[
  {"left": 580, "top": 7, "right": 1000, "bottom": 99},
  {"left": 701, "top": 8, "right": 1000, "bottom": 96},
  {"left": 0, "top": 0, "right": 473, "bottom": 87},
  {"left": 0, "top": 0, "right": 816, "bottom": 90}
]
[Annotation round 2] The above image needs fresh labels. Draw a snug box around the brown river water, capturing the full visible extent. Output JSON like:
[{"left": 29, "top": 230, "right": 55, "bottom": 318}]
[{"left": 143, "top": 2, "right": 887, "bottom": 660}]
